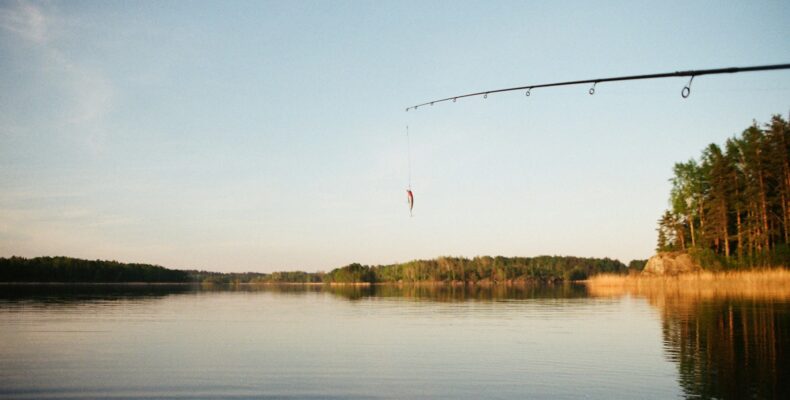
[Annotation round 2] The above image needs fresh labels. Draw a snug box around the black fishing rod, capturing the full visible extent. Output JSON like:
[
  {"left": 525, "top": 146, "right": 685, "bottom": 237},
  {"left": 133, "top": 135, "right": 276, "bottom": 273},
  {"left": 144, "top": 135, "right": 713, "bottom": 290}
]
[{"left": 405, "top": 63, "right": 790, "bottom": 111}]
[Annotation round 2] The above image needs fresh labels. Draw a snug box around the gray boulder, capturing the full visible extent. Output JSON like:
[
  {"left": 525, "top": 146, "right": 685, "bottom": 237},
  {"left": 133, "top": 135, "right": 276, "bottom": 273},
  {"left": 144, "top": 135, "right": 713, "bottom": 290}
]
[{"left": 642, "top": 252, "right": 701, "bottom": 275}]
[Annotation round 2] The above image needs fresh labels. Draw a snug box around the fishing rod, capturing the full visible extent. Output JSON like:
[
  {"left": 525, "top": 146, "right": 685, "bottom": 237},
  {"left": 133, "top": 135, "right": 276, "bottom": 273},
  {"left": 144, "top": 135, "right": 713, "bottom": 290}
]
[{"left": 405, "top": 63, "right": 790, "bottom": 111}]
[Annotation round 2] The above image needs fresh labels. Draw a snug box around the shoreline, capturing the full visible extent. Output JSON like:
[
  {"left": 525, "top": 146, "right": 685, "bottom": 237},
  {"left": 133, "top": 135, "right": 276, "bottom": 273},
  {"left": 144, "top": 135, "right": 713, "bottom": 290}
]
[
  {"left": 0, "top": 282, "right": 199, "bottom": 286},
  {"left": 4, "top": 269, "right": 788, "bottom": 289},
  {"left": 0, "top": 280, "right": 574, "bottom": 286},
  {"left": 586, "top": 268, "right": 790, "bottom": 299}
]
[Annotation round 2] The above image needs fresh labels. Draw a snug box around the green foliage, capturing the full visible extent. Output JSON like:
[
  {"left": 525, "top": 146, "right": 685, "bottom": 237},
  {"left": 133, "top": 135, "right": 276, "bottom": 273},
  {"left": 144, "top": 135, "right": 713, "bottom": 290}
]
[
  {"left": 187, "top": 270, "right": 324, "bottom": 284},
  {"left": 657, "top": 210, "right": 681, "bottom": 252},
  {"left": 771, "top": 244, "right": 790, "bottom": 267},
  {"left": 323, "top": 256, "right": 627, "bottom": 284},
  {"left": 0, "top": 256, "right": 191, "bottom": 282},
  {"left": 687, "top": 247, "right": 724, "bottom": 271},
  {"left": 0, "top": 257, "right": 331, "bottom": 284},
  {"left": 322, "top": 263, "right": 376, "bottom": 283},
  {"left": 1, "top": 255, "right": 629, "bottom": 285},
  {"left": 628, "top": 259, "right": 648, "bottom": 272},
  {"left": 658, "top": 115, "right": 790, "bottom": 268},
  {"left": 565, "top": 267, "right": 588, "bottom": 281}
]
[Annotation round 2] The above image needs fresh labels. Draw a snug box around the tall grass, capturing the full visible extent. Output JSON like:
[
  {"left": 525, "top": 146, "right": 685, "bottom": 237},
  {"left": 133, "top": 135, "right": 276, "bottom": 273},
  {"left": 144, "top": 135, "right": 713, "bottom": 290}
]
[{"left": 587, "top": 269, "right": 790, "bottom": 300}]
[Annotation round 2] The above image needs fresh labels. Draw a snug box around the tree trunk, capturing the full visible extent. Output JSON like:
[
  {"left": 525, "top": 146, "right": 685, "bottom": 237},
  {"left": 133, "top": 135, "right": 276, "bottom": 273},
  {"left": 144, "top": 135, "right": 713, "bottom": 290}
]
[
  {"left": 722, "top": 198, "right": 730, "bottom": 258},
  {"left": 698, "top": 199, "right": 705, "bottom": 247},
  {"left": 748, "top": 206, "right": 756, "bottom": 256},
  {"left": 783, "top": 191, "right": 789, "bottom": 244},
  {"left": 677, "top": 223, "right": 686, "bottom": 250},
  {"left": 785, "top": 163, "right": 790, "bottom": 244},
  {"left": 758, "top": 169, "right": 770, "bottom": 251},
  {"left": 736, "top": 207, "right": 742, "bottom": 260},
  {"left": 688, "top": 212, "right": 695, "bottom": 248}
]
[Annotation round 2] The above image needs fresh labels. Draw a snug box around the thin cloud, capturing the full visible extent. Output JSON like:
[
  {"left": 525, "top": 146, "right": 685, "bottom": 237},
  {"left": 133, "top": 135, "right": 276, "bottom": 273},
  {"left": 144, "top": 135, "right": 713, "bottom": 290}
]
[
  {"left": 0, "top": 0, "right": 47, "bottom": 44},
  {"left": 0, "top": 0, "right": 114, "bottom": 150}
]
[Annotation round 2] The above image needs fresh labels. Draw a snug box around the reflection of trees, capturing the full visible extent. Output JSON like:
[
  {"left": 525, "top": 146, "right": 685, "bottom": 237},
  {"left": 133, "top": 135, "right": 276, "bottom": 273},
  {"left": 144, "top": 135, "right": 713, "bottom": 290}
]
[
  {"left": 0, "top": 284, "right": 195, "bottom": 305},
  {"left": 198, "top": 283, "right": 324, "bottom": 295},
  {"left": 660, "top": 296, "right": 788, "bottom": 399},
  {"left": 323, "top": 283, "right": 588, "bottom": 302},
  {"left": 590, "top": 281, "right": 789, "bottom": 400},
  {"left": 0, "top": 283, "right": 334, "bottom": 306}
]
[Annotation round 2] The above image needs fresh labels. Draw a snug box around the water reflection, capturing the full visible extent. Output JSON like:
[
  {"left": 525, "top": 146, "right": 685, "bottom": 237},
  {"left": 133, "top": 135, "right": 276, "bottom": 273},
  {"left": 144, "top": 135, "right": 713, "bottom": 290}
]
[
  {"left": 323, "top": 282, "right": 589, "bottom": 301},
  {"left": 0, "top": 282, "right": 590, "bottom": 304},
  {"left": 589, "top": 285, "right": 790, "bottom": 400},
  {"left": 0, "top": 284, "right": 195, "bottom": 305},
  {"left": 663, "top": 298, "right": 788, "bottom": 399},
  {"left": 2, "top": 283, "right": 787, "bottom": 399}
]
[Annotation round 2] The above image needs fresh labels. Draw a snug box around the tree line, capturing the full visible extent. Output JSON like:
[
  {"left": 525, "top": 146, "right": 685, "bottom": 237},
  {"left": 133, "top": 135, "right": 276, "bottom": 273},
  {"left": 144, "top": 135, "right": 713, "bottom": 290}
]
[
  {"left": 189, "top": 269, "right": 323, "bottom": 284},
  {"left": 657, "top": 115, "right": 790, "bottom": 267},
  {"left": 0, "top": 256, "right": 191, "bottom": 282},
  {"left": 322, "top": 255, "right": 628, "bottom": 284},
  {"left": 1, "top": 255, "right": 631, "bottom": 284},
  {"left": 0, "top": 256, "right": 325, "bottom": 284}
]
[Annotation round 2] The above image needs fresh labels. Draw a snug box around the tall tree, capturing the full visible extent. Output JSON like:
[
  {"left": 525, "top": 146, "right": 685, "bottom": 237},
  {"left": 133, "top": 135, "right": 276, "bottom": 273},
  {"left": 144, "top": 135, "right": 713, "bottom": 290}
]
[
  {"left": 671, "top": 160, "right": 706, "bottom": 248},
  {"left": 702, "top": 143, "right": 731, "bottom": 257},
  {"left": 657, "top": 210, "right": 679, "bottom": 251},
  {"left": 725, "top": 138, "right": 746, "bottom": 261},
  {"left": 658, "top": 116, "right": 789, "bottom": 268},
  {"left": 741, "top": 124, "right": 771, "bottom": 253},
  {"left": 764, "top": 115, "right": 790, "bottom": 244}
]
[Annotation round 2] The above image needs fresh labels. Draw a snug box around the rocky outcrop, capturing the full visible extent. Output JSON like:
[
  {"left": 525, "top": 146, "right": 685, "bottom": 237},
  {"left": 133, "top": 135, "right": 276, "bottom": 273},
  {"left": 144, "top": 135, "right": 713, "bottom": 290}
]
[{"left": 642, "top": 252, "right": 701, "bottom": 276}]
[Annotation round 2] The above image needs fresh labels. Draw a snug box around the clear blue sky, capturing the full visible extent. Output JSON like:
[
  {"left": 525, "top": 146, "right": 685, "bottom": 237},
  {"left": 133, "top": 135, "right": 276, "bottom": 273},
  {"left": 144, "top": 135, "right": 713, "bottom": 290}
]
[{"left": 1, "top": 0, "right": 789, "bottom": 272}]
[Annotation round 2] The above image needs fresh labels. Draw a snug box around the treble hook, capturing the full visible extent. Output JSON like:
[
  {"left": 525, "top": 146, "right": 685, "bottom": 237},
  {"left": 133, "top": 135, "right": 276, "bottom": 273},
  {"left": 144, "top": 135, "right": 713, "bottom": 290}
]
[
  {"left": 525, "top": 88, "right": 531, "bottom": 97},
  {"left": 589, "top": 82, "right": 597, "bottom": 95},
  {"left": 682, "top": 75, "right": 694, "bottom": 98}
]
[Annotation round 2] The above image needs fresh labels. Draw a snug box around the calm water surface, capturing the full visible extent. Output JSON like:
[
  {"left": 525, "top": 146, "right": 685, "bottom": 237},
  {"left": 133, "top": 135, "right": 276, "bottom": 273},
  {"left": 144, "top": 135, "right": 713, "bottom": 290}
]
[{"left": 0, "top": 284, "right": 787, "bottom": 399}]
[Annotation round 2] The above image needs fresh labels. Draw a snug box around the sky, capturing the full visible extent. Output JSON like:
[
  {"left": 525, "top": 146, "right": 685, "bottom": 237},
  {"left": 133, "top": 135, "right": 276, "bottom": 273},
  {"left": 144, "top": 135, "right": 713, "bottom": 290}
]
[{"left": 1, "top": 0, "right": 789, "bottom": 272}]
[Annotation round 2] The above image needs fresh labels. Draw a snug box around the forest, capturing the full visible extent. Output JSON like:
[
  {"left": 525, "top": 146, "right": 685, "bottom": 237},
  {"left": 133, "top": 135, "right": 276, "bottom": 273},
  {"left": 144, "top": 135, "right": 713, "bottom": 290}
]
[
  {"left": 0, "top": 256, "right": 322, "bottom": 284},
  {"left": 322, "top": 255, "right": 628, "bottom": 284},
  {"left": 0, "top": 256, "right": 191, "bottom": 283},
  {"left": 656, "top": 115, "right": 789, "bottom": 268},
  {"left": 189, "top": 269, "right": 323, "bottom": 284},
  {"left": 1, "top": 255, "right": 628, "bottom": 284}
]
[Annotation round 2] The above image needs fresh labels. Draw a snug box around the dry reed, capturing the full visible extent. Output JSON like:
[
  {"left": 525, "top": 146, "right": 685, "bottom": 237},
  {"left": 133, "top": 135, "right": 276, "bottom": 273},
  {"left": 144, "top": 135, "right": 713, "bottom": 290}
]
[{"left": 586, "top": 269, "right": 790, "bottom": 300}]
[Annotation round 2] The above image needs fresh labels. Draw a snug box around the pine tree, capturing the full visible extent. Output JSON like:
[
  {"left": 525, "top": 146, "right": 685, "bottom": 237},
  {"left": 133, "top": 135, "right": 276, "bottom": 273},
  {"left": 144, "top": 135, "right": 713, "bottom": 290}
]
[
  {"left": 658, "top": 117, "right": 789, "bottom": 268},
  {"left": 702, "top": 143, "right": 731, "bottom": 257},
  {"left": 764, "top": 115, "right": 789, "bottom": 245}
]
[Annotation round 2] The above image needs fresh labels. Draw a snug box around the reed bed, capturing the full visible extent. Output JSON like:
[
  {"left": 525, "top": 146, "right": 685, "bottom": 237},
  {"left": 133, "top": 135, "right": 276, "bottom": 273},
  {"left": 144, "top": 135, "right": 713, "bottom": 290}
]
[{"left": 586, "top": 269, "right": 790, "bottom": 300}]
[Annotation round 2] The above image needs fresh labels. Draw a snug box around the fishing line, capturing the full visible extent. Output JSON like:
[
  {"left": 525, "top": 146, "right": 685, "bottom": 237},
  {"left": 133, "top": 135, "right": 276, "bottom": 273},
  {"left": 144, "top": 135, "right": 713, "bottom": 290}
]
[
  {"left": 406, "top": 125, "right": 412, "bottom": 190},
  {"left": 405, "top": 63, "right": 790, "bottom": 111},
  {"left": 405, "top": 125, "right": 415, "bottom": 217}
]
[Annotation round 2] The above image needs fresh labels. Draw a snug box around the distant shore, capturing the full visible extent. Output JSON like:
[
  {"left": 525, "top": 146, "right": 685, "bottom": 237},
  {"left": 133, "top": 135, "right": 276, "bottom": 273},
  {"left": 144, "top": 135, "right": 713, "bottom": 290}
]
[
  {"left": 4, "top": 256, "right": 787, "bottom": 290},
  {"left": 0, "top": 280, "right": 566, "bottom": 286},
  {"left": 0, "top": 282, "right": 198, "bottom": 285},
  {"left": 2, "top": 255, "right": 629, "bottom": 285}
]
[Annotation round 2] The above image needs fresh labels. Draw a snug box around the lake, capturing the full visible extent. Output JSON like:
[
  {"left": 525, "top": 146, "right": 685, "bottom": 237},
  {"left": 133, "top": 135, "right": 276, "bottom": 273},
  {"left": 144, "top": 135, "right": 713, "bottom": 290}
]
[{"left": 0, "top": 284, "right": 787, "bottom": 399}]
